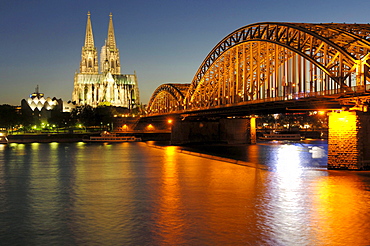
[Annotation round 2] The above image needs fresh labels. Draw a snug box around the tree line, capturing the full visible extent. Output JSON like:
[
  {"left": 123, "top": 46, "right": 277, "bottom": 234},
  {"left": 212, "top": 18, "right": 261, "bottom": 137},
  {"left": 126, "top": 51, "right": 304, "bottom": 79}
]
[{"left": 0, "top": 104, "right": 138, "bottom": 133}]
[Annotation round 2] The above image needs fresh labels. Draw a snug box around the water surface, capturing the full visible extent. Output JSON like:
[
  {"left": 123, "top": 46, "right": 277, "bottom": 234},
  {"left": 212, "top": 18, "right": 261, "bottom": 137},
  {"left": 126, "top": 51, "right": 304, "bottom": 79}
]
[{"left": 0, "top": 141, "right": 369, "bottom": 245}]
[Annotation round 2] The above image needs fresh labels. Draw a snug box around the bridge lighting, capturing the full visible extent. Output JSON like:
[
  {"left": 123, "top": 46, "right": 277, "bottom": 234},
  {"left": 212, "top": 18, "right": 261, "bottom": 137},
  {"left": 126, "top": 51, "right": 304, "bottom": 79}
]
[
  {"left": 147, "top": 124, "right": 154, "bottom": 131},
  {"left": 122, "top": 124, "right": 128, "bottom": 131},
  {"left": 318, "top": 111, "right": 326, "bottom": 116}
]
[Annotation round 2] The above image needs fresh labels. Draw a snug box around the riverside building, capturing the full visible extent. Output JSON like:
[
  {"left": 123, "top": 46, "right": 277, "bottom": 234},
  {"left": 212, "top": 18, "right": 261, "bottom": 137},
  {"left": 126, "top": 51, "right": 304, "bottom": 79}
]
[
  {"left": 21, "top": 86, "right": 75, "bottom": 122},
  {"left": 72, "top": 12, "right": 140, "bottom": 108}
]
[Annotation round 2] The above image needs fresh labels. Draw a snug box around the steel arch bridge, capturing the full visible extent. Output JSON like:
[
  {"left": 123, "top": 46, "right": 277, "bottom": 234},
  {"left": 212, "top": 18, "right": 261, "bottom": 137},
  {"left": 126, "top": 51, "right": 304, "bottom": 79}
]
[
  {"left": 147, "top": 22, "right": 370, "bottom": 116},
  {"left": 147, "top": 83, "right": 190, "bottom": 114}
]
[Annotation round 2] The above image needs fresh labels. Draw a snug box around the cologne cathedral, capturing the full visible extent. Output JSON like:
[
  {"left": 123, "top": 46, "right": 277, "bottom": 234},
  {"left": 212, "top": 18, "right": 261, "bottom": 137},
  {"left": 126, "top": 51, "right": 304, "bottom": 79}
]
[{"left": 72, "top": 12, "right": 140, "bottom": 108}]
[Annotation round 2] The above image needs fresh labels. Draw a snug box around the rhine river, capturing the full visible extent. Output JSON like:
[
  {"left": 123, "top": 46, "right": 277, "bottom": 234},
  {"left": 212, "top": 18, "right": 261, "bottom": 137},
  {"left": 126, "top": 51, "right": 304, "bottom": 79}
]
[{"left": 0, "top": 140, "right": 369, "bottom": 245}]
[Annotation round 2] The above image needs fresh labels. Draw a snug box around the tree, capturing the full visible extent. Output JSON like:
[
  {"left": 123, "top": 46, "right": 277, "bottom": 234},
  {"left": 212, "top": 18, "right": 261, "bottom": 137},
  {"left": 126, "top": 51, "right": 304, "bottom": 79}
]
[
  {"left": 0, "top": 104, "right": 21, "bottom": 132},
  {"left": 95, "top": 106, "right": 115, "bottom": 131},
  {"left": 78, "top": 105, "right": 96, "bottom": 127},
  {"left": 48, "top": 108, "right": 73, "bottom": 130}
]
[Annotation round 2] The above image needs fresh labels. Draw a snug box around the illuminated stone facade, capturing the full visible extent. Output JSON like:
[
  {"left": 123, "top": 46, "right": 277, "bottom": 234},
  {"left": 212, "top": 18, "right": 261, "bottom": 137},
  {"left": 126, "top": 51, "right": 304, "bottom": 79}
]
[
  {"left": 328, "top": 111, "right": 370, "bottom": 170},
  {"left": 72, "top": 12, "right": 139, "bottom": 108}
]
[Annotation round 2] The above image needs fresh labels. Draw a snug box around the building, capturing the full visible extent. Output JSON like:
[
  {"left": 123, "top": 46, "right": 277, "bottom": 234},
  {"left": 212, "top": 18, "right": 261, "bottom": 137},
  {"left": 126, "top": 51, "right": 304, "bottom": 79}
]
[
  {"left": 72, "top": 12, "right": 140, "bottom": 108},
  {"left": 21, "top": 86, "right": 67, "bottom": 122}
]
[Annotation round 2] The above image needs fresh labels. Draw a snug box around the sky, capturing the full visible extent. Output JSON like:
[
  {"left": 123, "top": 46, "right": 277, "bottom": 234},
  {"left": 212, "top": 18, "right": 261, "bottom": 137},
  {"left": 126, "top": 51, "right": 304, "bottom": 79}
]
[{"left": 1, "top": 0, "right": 370, "bottom": 106}]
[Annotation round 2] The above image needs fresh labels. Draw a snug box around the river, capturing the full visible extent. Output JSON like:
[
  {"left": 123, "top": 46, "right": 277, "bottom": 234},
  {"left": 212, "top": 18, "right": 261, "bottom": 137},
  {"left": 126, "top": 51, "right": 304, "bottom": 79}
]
[{"left": 0, "top": 141, "right": 369, "bottom": 245}]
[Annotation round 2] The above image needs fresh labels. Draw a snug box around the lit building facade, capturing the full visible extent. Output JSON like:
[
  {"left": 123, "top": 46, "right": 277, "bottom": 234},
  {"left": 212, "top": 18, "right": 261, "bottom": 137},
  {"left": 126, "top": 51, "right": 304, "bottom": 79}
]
[
  {"left": 72, "top": 12, "right": 140, "bottom": 108},
  {"left": 21, "top": 86, "right": 74, "bottom": 121}
]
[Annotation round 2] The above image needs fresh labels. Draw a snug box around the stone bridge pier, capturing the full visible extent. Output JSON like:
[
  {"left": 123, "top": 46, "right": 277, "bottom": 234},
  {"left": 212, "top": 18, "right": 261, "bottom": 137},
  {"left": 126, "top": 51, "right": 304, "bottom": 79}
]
[
  {"left": 171, "top": 117, "right": 256, "bottom": 145},
  {"left": 328, "top": 110, "right": 370, "bottom": 170}
]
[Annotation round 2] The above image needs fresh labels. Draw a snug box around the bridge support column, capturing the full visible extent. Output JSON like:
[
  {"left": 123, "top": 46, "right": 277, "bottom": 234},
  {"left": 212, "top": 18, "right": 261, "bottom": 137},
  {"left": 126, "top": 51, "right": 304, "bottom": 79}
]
[
  {"left": 171, "top": 120, "right": 220, "bottom": 145},
  {"left": 171, "top": 118, "right": 255, "bottom": 145},
  {"left": 328, "top": 111, "right": 370, "bottom": 170},
  {"left": 250, "top": 117, "right": 257, "bottom": 144},
  {"left": 220, "top": 118, "right": 252, "bottom": 144}
]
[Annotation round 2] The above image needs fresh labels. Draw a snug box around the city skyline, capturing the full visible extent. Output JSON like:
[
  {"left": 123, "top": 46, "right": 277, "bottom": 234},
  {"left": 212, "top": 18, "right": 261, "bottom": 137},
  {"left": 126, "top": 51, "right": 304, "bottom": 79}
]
[{"left": 1, "top": 0, "right": 369, "bottom": 106}]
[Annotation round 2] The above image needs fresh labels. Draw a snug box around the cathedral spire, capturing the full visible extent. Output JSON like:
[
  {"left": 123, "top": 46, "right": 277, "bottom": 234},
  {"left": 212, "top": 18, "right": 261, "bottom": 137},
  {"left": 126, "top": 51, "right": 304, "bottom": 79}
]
[
  {"left": 101, "top": 13, "right": 120, "bottom": 74},
  {"left": 84, "top": 11, "right": 95, "bottom": 48},
  {"left": 106, "top": 13, "right": 116, "bottom": 48},
  {"left": 80, "top": 11, "right": 99, "bottom": 74}
]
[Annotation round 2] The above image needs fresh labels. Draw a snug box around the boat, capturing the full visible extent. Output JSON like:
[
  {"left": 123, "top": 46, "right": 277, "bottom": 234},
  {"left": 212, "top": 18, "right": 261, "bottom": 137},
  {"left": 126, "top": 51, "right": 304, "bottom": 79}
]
[
  {"left": 0, "top": 133, "right": 8, "bottom": 144},
  {"left": 259, "top": 131, "right": 303, "bottom": 141},
  {"left": 83, "top": 132, "right": 142, "bottom": 143}
]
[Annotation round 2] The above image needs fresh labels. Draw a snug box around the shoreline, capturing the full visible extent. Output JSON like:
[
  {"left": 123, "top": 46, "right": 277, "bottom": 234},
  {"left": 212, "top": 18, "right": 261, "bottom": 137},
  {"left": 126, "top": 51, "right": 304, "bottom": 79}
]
[
  {"left": 6, "top": 132, "right": 171, "bottom": 143},
  {"left": 7, "top": 133, "right": 86, "bottom": 143}
]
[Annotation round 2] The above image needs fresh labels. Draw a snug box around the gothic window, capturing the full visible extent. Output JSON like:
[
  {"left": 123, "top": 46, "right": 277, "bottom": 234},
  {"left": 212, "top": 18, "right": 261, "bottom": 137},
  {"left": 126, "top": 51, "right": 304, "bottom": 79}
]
[
  {"left": 84, "top": 86, "right": 88, "bottom": 99},
  {"left": 92, "top": 85, "right": 95, "bottom": 102}
]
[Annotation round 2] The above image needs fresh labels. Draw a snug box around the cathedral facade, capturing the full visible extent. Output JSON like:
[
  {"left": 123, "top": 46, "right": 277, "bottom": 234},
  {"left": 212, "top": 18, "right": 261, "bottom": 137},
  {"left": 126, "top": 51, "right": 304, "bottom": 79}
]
[{"left": 72, "top": 12, "right": 140, "bottom": 108}]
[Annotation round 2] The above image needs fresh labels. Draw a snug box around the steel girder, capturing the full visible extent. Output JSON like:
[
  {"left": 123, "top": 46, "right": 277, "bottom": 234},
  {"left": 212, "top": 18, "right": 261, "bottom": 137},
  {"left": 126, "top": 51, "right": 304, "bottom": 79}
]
[{"left": 147, "top": 83, "right": 190, "bottom": 115}]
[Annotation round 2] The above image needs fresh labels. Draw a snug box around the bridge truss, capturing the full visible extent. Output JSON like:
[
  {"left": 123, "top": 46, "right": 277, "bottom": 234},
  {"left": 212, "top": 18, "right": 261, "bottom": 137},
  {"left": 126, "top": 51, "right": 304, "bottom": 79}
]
[
  {"left": 147, "top": 22, "right": 370, "bottom": 115},
  {"left": 147, "top": 83, "right": 190, "bottom": 114}
]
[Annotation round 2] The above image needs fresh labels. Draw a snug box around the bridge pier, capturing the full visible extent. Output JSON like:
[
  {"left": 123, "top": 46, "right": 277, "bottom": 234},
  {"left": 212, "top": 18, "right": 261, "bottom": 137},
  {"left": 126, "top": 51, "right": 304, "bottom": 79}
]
[
  {"left": 171, "top": 118, "right": 256, "bottom": 145},
  {"left": 328, "top": 111, "right": 370, "bottom": 170}
]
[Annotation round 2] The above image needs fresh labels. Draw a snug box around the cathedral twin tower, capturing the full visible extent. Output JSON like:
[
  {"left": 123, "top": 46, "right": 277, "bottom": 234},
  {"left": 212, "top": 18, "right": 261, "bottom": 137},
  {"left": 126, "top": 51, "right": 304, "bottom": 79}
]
[{"left": 72, "top": 12, "right": 139, "bottom": 108}]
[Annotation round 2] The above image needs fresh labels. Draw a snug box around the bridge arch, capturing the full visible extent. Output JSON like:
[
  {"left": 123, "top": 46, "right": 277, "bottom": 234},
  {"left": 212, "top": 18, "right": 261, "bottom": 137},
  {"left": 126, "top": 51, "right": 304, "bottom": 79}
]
[
  {"left": 146, "top": 22, "right": 370, "bottom": 114},
  {"left": 147, "top": 83, "right": 190, "bottom": 115},
  {"left": 186, "top": 22, "right": 370, "bottom": 110}
]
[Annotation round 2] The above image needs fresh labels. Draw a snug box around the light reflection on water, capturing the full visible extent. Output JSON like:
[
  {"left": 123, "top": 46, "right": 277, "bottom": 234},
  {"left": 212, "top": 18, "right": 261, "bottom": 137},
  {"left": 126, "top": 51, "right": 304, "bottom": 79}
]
[{"left": 0, "top": 141, "right": 369, "bottom": 245}]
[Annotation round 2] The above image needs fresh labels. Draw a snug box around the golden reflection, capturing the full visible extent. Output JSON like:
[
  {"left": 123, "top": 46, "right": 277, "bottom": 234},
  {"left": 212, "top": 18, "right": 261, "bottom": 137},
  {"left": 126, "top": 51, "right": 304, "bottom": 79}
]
[
  {"left": 31, "top": 142, "right": 40, "bottom": 150},
  {"left": 156, "top": 146, "right": 183, "bottom": 243},
  {"left": 76, "top": 141, "right": 85, "bottom": 150},
  {"left": 50, "top": 142, "right": 59, "bottom": 150},
  {"left": 9, "top": 143, "right": 25, "bottom": 156},
  {"left": 312, "top": 173, "right": 370, "bottom": 245}
]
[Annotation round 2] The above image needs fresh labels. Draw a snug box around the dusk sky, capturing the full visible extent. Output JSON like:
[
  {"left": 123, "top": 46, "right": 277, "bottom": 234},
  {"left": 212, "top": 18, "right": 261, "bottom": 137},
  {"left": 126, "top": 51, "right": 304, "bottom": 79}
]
[{"left": 1, "top": 0, "right": 370, "bottom": 106}]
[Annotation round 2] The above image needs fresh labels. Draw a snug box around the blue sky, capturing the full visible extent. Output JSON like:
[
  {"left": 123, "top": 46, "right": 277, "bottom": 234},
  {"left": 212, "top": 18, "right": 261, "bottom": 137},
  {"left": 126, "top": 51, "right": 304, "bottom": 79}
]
[{"left": 1, "top": 0, "right": 370, "bottom": 106}]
